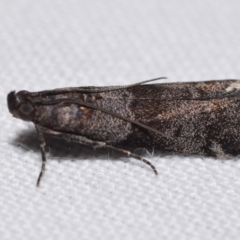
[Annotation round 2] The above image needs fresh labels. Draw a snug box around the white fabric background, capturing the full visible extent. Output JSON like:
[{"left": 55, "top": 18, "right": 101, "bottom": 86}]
[{"left": 1, "top": 1, "right": 240, "bottom": 240}]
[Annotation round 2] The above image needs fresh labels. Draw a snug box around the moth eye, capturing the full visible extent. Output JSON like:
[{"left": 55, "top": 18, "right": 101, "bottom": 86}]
[{"left": 19, "top": 103, "right": 34, "bottom": 115}]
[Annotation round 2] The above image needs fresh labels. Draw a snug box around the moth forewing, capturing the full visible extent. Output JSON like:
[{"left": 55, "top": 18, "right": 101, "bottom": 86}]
[{"left": 7, "top": 78, "right": 240, "bottom": 186}]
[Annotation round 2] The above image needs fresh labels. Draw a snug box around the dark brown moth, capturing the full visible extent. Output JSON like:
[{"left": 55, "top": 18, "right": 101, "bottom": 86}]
[{"left": 7, "top": 78, "right": 240, "bottom": 186}]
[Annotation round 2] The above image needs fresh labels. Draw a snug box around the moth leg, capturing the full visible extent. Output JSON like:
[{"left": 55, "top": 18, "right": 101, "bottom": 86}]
[
  {"left": 35, "top": 125, "right": 47, "bottom": 187},
  {"left": 104, "top": 145, "right": 158, "bottom": 175},
  {"left": 35, "top": 124, "right": 158, "bottom": 175}
]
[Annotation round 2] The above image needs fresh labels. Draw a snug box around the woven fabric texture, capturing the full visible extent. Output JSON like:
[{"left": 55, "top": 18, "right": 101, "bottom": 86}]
[{"left": 1, "top": 1, "right": 240, "bottom": 240}]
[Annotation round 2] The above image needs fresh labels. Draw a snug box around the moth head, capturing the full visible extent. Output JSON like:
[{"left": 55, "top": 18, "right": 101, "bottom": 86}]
[{"left": 7, "top": 91, "right": 35, "bottom": 121}]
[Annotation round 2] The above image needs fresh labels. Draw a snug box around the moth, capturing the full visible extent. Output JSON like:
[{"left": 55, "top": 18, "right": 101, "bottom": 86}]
[{"left": 7, "top": 78, "right": 240, "bottom": 186}]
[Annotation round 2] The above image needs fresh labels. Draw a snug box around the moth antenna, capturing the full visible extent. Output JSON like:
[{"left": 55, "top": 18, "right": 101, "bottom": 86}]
[
  {"left": 106, "top": 77, "right": 168, "bottom": 89},
  {"left": 130, "top": 76, "right": 168, "bottom": 86},
  {"left": 30, "top": 77, "right": 168, "bottom": 95}
]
